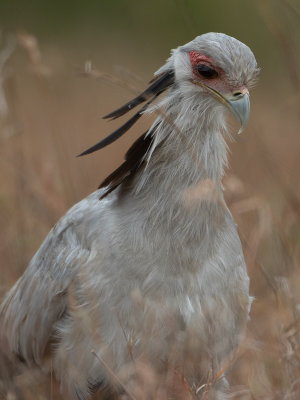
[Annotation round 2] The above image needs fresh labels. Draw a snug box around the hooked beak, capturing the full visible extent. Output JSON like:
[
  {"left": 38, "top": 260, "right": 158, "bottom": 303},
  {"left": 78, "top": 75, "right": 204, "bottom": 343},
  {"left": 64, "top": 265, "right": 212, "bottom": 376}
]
[
  {"left": 193, "top": 82, "right": 250, "bottom": 134},
  {"left": 225, "top": 89, "right": 250, "bottom": 134}
]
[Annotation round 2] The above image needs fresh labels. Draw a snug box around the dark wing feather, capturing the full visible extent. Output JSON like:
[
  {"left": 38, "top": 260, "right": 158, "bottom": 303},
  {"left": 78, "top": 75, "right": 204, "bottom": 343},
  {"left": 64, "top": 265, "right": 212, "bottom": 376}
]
[{"left": 103, "top": 70, "right": 174, "bottom": 120}]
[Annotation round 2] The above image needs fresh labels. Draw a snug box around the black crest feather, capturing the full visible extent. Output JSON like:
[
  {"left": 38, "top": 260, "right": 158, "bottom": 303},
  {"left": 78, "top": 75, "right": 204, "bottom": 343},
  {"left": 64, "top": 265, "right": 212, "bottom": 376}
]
[
  {"left": 78, "top": 70, "right": 174, "bottom": 157},
  {"left": 99, "top": 122, "right": 164, "bottom": 199},
  {"left": 98, "top": 130, "right": 154, "bottom": 199},
  {"left": 78, "top": 100, "right": 152, "bottom": 157},
  {"left": 103, "top": 70, "right": 174, "bottom": 120}
]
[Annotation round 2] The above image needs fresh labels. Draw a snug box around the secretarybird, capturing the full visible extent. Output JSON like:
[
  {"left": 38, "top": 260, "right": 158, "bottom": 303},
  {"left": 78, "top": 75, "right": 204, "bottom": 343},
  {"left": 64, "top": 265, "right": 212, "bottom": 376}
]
[{"left": 0, "top": 33, "right": 259, "bottom": 399}]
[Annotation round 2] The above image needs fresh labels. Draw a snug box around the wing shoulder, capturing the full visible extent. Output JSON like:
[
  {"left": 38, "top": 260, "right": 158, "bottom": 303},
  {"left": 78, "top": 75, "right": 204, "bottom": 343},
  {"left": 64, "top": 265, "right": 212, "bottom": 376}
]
[{"left": 0, "top": 190, "right": 105, "bottom": 365}]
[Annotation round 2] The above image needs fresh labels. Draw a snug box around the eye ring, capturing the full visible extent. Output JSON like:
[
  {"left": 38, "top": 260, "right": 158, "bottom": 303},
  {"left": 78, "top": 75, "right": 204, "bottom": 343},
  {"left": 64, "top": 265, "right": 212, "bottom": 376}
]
[{"left": 196, "top": 64, "right": 218, "bottom": 79}]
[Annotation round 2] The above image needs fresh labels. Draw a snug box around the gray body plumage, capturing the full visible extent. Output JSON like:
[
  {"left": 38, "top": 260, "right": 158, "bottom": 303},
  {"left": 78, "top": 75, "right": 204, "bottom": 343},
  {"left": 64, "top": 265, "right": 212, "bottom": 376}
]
[{"left": 0, "top": 33, "right": 259, "bottom": 399}]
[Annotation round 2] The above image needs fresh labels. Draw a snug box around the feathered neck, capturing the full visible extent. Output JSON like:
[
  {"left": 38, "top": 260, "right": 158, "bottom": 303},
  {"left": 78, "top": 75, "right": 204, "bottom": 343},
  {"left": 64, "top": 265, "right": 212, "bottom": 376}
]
[
  {"left": 110, "top": 88, "right": 231, "bottom": 256},
  {"left": 134, "top": 87, "right": 229, "bottom": 200},
  {"left": 112, "top": 89, "right": 231, "bottom": 260}
]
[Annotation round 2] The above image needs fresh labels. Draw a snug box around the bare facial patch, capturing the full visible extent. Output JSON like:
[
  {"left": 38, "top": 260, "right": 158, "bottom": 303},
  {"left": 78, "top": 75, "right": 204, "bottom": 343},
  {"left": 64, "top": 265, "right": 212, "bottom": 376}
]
[{"left": 189, "top": 51, "right": 214, "bottom": 69}]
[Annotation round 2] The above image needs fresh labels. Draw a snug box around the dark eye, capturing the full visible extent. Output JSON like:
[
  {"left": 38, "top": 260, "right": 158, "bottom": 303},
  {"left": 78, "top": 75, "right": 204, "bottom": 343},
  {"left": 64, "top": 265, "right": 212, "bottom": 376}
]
[{"left": 197, "top": 64, "right": 218, "bottom": 79}]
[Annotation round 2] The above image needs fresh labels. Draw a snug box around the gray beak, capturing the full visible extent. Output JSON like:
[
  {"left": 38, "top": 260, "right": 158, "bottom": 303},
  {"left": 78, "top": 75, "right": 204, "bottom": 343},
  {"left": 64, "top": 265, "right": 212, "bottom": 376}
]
[
  {"left": 192, "top": 81, "right": 251, "bottom": 134},
  {"left": 226, "top": 92, "right": 250, "bottom": 134}
]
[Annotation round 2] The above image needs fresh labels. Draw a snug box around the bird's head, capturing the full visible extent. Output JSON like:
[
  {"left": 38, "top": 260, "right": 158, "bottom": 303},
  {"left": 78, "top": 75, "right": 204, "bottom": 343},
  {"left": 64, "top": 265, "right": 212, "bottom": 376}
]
[
  {"left": 158, "top": 32, "right": 259, "bottom": 133},
  {"left": 79, "top": 33, "right": 259, "bottom": 156}
]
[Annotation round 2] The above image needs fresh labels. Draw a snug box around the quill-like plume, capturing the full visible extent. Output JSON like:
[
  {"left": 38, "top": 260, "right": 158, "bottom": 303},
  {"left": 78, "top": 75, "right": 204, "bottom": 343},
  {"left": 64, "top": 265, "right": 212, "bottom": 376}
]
[{"left": 78, "top": 70, "right": 174, "bottom": 156}]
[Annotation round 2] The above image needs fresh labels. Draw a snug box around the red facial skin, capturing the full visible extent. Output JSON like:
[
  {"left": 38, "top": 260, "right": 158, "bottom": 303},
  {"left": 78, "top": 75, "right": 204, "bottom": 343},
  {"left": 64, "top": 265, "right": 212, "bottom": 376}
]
[{"left": 189, "top": 51, "right": 246, "bottom": 94}]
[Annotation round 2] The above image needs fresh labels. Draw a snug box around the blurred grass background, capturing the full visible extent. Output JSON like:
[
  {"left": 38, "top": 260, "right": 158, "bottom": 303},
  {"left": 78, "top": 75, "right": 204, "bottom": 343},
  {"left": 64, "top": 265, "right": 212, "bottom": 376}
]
[{"left": 0, "top": 0, "right": 299, "bottom": 398}]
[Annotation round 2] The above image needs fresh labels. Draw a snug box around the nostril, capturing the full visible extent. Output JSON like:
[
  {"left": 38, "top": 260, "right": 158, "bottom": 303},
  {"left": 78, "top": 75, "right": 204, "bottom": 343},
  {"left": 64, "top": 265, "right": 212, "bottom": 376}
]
[{"left": 233, "top": 91, "right": 242, "bottom": 97}]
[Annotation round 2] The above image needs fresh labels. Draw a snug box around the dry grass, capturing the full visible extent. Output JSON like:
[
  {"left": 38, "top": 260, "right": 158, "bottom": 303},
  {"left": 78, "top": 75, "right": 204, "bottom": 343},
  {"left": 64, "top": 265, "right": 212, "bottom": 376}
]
[{"left": 0, "top": 6, "right": 300, "bottom": 399}]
